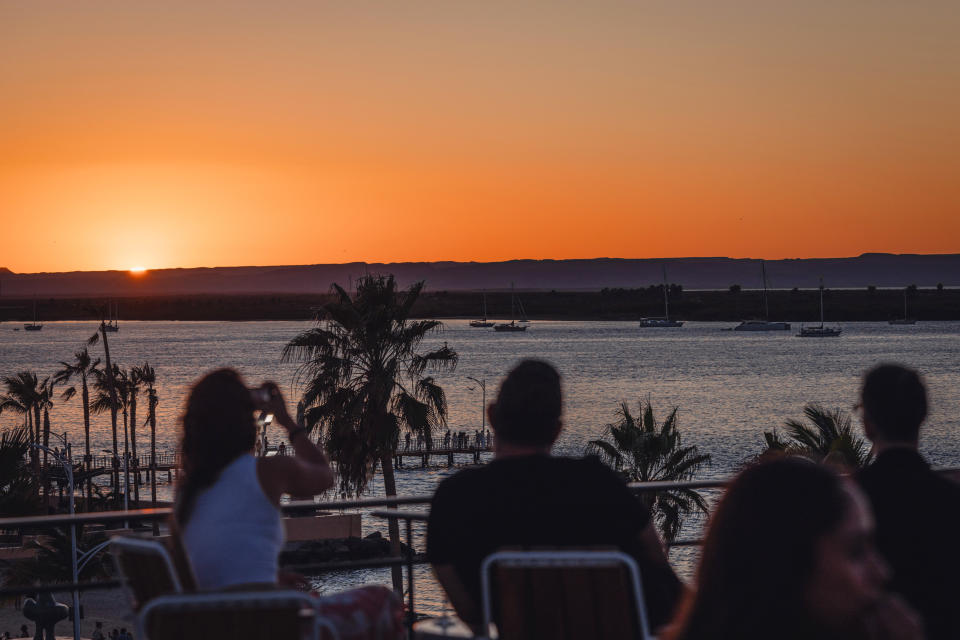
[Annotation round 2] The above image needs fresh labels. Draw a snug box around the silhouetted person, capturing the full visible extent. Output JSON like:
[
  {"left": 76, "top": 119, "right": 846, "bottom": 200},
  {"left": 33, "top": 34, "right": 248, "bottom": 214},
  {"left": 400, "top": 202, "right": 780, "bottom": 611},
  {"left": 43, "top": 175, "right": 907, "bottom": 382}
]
[
  {"left": 427, "top": 359, "right": 682, "bottom": 631},
  {"left": 665, "top": 457, "right": 921, "bottom": 640},
  {"left": 857, "top": 363, "right": 960, "bottom": 639}
]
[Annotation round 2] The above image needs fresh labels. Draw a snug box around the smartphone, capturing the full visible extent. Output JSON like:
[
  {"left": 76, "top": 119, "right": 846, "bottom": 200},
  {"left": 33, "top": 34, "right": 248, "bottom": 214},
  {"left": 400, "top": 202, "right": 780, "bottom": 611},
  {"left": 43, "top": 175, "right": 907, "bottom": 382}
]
[{"left": 250, "top": 387, "right": 271, "bottom": 405}]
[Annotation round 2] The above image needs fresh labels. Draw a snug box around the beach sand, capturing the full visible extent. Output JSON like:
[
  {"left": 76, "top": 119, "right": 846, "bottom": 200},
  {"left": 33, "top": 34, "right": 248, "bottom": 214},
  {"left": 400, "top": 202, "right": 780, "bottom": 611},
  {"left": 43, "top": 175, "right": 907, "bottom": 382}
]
[{"left": 0, "top": 587, "right": 134, "bottom": 640}]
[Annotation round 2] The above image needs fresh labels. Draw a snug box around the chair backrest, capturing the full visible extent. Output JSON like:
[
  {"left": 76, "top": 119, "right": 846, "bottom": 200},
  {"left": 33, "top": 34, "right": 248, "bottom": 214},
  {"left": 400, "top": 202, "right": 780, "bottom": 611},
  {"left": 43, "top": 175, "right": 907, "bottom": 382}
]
[
  {"left": 481, "top": 550, "right": 653, "bottom": 640},
  {"left": 165, "top": 515, "right": 199, "bottom": 593},
  {"left": 139, "top": 591, "right": 338, "bottom": 640},
  {"left": 110, "top": 536, "right": 183, "bottom": 612}
]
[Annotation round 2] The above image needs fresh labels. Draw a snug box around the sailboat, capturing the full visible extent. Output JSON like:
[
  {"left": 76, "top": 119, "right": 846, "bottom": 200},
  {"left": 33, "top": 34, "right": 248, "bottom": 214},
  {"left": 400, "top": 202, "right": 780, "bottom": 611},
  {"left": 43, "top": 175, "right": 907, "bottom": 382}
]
[
  {"left": 798, "top": 278, "right": 842, "bottom": 337},
  {"left": 23, "top": 300, "right": 42, "bottom": 331},
  {"left": 494, "top": 283, "right": 527, "bottom": 332},
  {"left": 102, "top": 301, "right": 119, "bottom": 332},
  {"left": 469, "top": 293, "right": 495, "bottom": 328},
  {"left": 733, "top": 261, "right": 790, "bottom": 331},
  {"left": 888, "top": 289, "right": 917, "bottom": 325},
  {"left": 517, "top": 296, "right": 530, "bottom": 324},
  {"left": 640, "top": 265, "right": 683, "bottom": 327}
]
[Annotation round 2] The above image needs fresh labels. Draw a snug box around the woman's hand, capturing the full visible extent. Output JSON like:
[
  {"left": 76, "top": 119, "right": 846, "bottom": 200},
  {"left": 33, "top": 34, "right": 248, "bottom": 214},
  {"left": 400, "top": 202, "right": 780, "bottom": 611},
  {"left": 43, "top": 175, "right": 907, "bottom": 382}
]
[{"left": 257, "top": 381, "right": 298, "bottom": 431}]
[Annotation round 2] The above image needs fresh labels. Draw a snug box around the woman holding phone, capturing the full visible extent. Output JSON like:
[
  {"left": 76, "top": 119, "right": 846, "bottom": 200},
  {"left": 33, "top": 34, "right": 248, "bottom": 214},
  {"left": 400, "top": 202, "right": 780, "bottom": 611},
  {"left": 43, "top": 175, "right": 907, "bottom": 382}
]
[{"left": 176, "top": 368, "right": 402, "bottom": 639}]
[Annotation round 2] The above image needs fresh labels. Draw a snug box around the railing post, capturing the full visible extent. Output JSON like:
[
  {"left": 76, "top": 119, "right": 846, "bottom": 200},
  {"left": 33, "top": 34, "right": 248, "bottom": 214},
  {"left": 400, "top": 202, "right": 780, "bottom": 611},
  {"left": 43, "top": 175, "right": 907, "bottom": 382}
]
[{"left": 406, "top": 517, "right": 415, "bottom": 640}]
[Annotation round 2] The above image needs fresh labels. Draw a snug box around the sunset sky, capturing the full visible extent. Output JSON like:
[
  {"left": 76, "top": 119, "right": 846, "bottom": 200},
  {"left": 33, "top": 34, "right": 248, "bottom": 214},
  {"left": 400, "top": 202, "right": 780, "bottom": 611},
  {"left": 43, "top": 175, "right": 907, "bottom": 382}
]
[{"left": 2, "top": 1, "right": 959, "bottom": 273}]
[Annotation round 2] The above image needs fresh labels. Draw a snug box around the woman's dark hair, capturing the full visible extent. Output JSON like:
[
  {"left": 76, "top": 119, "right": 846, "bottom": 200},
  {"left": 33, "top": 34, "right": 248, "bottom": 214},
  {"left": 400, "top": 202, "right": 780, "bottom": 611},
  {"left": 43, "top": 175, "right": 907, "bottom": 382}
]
[
  {"left": 489, "top": 359, "right": 562, "bottom": 446},
  {"left": 667, "top": 457, "right": 851, "bottom": 640},
  {"left": 175, "top": 368, "right": 257, "bottom": 525}
]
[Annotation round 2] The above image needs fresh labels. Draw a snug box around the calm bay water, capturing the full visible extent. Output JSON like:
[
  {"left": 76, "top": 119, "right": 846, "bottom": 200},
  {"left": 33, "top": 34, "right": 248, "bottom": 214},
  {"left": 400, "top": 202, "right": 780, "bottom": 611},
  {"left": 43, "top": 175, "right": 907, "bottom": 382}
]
[{"left": 2, "top": 319, "right": 959, "bottom": 613}]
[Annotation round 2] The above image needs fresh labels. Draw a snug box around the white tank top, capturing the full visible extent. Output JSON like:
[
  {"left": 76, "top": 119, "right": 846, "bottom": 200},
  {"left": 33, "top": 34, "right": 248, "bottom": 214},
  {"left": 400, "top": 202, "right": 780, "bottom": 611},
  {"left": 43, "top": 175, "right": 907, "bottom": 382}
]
[{"left": 182, "top": 453, "right": 284, "bottom": 590}]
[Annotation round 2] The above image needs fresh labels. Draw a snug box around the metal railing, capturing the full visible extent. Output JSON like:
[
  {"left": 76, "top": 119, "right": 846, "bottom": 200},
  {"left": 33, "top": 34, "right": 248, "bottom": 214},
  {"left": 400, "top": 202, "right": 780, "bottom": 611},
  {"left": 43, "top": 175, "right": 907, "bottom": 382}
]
[{"left": 1, "top": 470, "right": 956, "bottom": 638}]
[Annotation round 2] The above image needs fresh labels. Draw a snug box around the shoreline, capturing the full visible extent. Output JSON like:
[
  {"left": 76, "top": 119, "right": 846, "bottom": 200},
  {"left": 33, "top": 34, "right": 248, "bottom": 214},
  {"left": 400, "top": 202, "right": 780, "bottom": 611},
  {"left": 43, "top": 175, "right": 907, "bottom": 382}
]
[{"left": 2, "top": 289, "right": 959, "bottom": 323}]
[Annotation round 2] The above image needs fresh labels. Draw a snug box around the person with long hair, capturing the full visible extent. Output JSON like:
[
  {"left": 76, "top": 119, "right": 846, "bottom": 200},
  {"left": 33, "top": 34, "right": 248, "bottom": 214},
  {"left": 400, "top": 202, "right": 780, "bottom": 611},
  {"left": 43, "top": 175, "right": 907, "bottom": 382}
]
[
  {"left": 175, "top": 368, "right": 402, "bottom": 639},
  {"left": 665, "top": 457, "right": 923, "bottom": 640}
]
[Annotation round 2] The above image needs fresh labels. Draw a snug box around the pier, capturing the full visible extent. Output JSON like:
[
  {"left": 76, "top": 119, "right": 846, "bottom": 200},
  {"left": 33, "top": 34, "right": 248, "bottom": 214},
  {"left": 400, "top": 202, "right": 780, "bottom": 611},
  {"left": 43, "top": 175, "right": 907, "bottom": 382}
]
[{"left": 393, "top": 443, "right": 493, "bottom": 468}]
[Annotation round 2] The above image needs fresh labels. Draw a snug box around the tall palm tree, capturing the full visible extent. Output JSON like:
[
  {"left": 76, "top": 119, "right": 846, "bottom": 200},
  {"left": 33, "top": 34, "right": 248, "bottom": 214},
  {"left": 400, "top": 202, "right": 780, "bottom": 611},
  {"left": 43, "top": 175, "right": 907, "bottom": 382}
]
[
  {"left": 55, "top": 348, "right": 101, "bottom": 506},
  {"left": 39, "top": 377, "right": 56, "bottom": 501},
  {"left": 587, "top": 399, "right": 712, "bottom": 542},
  {"left": 91, "top": 363, "right": 129, "bottom": 499},
  {"left": 127, "top": 366, "right": 145, "bottom": 507},
  {"left": 0, "top": 372, "right": 43, "bottom": 487},
  {"left": 282, "top": 275, "right": 458, "bottom": 590},
  {"left": 134, "top": 363, "right": 159, "bottom": 529},
  {"left": 89, "top": 320, "right": 122, "bottom": 500},
  {"left": 762, "top": 404, "right": 872, "bottom": 468}
]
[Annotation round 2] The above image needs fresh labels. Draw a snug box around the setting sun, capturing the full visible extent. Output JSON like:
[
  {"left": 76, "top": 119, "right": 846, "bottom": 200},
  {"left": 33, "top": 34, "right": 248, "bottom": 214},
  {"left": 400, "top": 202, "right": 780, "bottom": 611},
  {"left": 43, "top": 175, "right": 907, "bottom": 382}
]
[{"left": 129, "top": 267, "right": 147, "bottom": 275}]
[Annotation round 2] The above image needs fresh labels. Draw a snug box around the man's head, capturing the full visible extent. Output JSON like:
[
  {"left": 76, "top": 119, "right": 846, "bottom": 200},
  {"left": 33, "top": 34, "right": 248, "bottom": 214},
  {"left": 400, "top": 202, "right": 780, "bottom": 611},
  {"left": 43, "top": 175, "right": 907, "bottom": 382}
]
[
  {"left": 860, "top": 363, "right": 927, "bottom": 446},
  {"left": 488, "top": 359, "right": 562, "bottom": 449}
]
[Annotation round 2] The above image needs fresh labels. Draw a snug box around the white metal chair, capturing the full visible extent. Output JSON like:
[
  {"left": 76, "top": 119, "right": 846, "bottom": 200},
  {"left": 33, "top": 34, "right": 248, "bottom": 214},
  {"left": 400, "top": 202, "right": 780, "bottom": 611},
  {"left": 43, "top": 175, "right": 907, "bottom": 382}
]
[
  {"left": 110, "top": 536, "right": 184, "bottom": 611},
  {"left": 139, "top": 590, "right": 339, "bottom": 640},
  {"left": 480, "top": 550, "right": 653, "bottom": 640}
]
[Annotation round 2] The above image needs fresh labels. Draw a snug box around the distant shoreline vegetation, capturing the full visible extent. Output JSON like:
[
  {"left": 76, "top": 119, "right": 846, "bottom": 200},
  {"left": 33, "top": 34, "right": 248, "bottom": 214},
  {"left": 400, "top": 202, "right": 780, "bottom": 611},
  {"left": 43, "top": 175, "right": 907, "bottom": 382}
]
[{"left": 1, "top": 286, "right": 959, "bottom": 322}]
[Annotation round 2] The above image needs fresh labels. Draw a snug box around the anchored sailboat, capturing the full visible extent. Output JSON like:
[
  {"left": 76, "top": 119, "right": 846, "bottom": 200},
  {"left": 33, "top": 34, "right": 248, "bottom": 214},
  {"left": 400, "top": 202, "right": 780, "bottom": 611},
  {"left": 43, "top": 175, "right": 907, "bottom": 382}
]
[
  {"left": 494, "top": 283, "right": 527, "bottom": 332},
  {"left": 102, "top": 301, "right": 120, "bottom": 332},
  {"left": 469, "top": 292, "right": 495, "bottom": 327},
  {"left": 640, "top": 265, "right": 683, "bottom": 327},
  {"left": 733, "top": 261, "right": 790, "bottom": 331},
  {"left": 798, "top": 278, "right": 842, "bottom": 337},
  {"left": 888, "top": 289, "right": 917, "bottom": 325},
  {"left": 23, "top": 300, "right": 42, "bottom": 331}
]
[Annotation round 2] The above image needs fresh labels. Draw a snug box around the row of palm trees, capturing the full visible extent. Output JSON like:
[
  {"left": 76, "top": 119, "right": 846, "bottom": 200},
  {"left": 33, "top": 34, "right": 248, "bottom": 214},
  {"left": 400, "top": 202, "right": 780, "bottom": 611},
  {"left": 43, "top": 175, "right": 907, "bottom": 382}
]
[{"left": 0, "top": 340, "right": 160, "bottom": 513}]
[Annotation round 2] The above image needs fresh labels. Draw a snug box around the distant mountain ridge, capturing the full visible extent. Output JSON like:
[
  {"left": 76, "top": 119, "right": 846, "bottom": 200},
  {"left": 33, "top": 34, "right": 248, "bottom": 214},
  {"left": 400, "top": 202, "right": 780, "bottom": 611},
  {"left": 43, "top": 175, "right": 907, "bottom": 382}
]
[{"left": 1, "top": 254, "right": 957, "bottom": 297}]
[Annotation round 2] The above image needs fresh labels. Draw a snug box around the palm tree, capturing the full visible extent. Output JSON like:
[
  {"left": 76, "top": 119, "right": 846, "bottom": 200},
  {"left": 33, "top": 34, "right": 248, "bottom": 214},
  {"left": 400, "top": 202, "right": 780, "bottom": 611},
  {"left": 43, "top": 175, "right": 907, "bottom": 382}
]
[
  {"left": 0, "top": 372, "right": 43, "bottom": 487},
  {"left": 761, "top": 404, "right": 871, "bottom": 468},
  {"left": 134, "top": 363, "right": 159, "bottom": 531},
  {"left": 0, "top": 427, "right": 41, "bottom": 517},
  {"left": 587, "top": 399, "right": 712, "bottom": 542},
  {"left": 282, "top": 275, "right": 458, "bottom": 590},
  {"left": 88, "top": 320, "right": 122, "bottom": 501},
  {"left": 91, "top": 363, "right": 129, "bottom": 500},
  {"left": 127, "top": 366, "right": 145, "bottom": 507},
  {"left": 55, "top": 348, "right": 101, "bottom": 506},
  {"left": 39, "top": 377, "right": 56, "bottom": 501}
]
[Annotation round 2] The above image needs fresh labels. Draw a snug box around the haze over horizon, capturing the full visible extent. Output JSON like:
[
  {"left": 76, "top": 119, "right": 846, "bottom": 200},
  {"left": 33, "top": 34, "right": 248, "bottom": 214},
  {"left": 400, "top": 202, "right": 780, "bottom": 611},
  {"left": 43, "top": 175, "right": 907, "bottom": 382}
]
[{"left": 3, "top": 2, "right": 959, "bottom": 273}]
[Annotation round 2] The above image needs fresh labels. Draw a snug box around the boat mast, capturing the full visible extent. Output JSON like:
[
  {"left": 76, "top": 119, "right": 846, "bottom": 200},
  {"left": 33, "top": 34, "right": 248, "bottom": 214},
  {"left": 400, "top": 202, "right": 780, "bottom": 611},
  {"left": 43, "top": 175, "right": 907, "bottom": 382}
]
[
  {"left": 510, "top": 282, "right": 516, "bottom": 324},
  {"left": 482, "top": 292, "right": 488, "bottom": 321},
  {"left": 762, "top": 261, "right": 770, "bottom": 321},
  {"left": 819, "top": 277, "right": 825, "bottom": 326},
  {"left": 662, "top": 264, "right": 670, "bottom": 322},
  {"left": 903, "top": 288, "right": 908, "bottom": 319}
]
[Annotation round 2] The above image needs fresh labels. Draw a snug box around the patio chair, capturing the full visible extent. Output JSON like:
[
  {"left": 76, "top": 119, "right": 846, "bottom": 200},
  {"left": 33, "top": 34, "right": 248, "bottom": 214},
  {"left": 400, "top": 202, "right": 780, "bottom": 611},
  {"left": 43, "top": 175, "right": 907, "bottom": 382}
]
[
  {"left": 480, "top": 550, "right": 653, "bottom": 640},
  {"left": 139, "top": 591, "right": 339, "bottom": 640},
  {"left": 109, "top": 536, "right": 183, "bottom": 612}
]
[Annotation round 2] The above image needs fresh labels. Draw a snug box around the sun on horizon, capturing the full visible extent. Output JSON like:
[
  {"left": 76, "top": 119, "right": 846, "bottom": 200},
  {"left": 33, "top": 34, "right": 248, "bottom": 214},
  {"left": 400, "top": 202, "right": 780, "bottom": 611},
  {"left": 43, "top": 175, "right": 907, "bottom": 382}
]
[{"left": 129, "top": 267, "right": 148, "bottom": 275}]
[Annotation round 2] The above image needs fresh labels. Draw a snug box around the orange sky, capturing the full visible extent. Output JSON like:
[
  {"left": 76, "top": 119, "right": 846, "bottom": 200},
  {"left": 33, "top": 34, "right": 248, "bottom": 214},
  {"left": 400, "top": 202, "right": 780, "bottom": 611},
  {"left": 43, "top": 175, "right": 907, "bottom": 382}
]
[{"left": 2, "top": 1, "right": 959, "bottom": 273}]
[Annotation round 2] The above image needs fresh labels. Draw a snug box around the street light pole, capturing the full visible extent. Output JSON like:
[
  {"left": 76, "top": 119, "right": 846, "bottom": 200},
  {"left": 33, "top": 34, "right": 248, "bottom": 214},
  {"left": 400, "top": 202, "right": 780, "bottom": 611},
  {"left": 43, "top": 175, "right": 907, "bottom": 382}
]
[{"left": 33, "top": 442, "right": 80, "bottom": 640}]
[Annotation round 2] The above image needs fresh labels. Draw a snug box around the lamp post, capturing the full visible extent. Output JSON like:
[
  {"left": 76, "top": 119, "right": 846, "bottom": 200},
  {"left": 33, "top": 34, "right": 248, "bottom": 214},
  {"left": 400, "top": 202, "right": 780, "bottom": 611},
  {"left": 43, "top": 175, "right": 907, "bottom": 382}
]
[
  {"left": 465, "top": 377, "right": 486, "bottom": 432},
  {"left": 32, "top": 442, "right": 80, "bottom": 640}
]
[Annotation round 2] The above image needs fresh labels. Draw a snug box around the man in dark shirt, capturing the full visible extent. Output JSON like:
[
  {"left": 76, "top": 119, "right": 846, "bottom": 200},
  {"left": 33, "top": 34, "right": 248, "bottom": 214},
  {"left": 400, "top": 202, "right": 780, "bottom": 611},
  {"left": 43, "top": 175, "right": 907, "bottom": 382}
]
[
  {"left": 427, "top": 359, "right": 682, "bottom": 630},
  {"left": 856, "top": 363, "right": 960, "bottom": 640}
]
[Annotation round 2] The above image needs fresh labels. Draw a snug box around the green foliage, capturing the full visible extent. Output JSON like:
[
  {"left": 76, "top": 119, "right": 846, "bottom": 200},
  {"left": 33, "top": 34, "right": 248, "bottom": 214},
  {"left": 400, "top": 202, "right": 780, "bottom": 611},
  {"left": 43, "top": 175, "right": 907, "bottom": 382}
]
[
  {"left": 586, "top": 399, "right": 711, "bottom": 541},
  {"left": 282, "top": 275, "right": 458, "bottom": 496},
  {"left": 0, "top": 427, "right": 41, "bottom": 517},
  {"left": 762, "top": 404, "right": 872, "bottom": 468}
]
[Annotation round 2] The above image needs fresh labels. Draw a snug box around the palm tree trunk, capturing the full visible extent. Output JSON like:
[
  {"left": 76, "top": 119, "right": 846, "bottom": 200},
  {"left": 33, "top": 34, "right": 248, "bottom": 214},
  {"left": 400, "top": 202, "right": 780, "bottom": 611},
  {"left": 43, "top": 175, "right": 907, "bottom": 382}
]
[
  {"left": 99, "top": 326, "right": 121, "bottom": 501},
  {"left": 379, "top": 453, "right": 404, "bottom": 593},
  {"left": 43, "top": 407, "right": 51, "bottom": 501},
  {"left": 149, "top": 389, "right": 158, "bottom": 535},
  {"left": 33, "top": 404, "right": 43, "bottom": 502},
  {"left": 130, "top": 394, "right": 139, "bottom": 507},
  {"left": 82, "top": 376, "right": 92, "bottom": 510}
]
